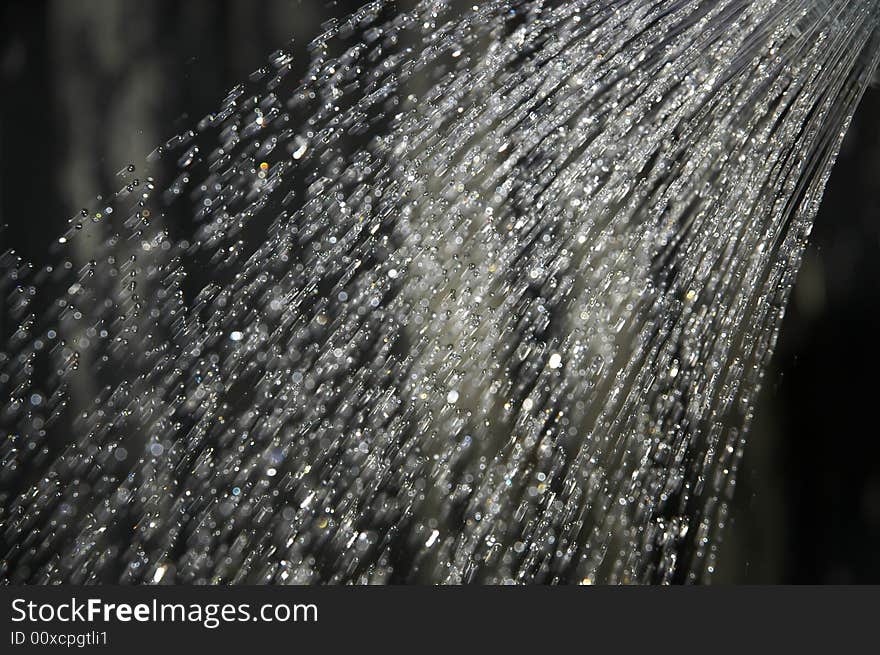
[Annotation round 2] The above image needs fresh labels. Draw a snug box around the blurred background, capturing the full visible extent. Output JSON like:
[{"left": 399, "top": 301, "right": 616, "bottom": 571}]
[{"left": 2, "top": 0, "right": 878, "bottom": 583}]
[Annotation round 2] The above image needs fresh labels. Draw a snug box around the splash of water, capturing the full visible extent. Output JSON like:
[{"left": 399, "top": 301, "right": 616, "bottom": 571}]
[{"left": 2, "top": 0, "right": 879, "bottom": 584}]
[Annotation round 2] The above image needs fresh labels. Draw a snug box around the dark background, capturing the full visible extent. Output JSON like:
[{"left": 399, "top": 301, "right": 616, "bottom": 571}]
[{"left": 2, "top": 0, "right": 878, "bottom": 583}]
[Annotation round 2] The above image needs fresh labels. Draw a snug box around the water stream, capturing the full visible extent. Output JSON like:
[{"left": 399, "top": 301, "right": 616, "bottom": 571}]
[{"left": 2, "top": 0, "right": 879, "bottom": 584}]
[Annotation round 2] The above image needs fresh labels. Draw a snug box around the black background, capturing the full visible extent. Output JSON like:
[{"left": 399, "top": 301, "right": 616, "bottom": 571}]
[{"left": 2, "top": 586, "right": 879, "bottom": 651}]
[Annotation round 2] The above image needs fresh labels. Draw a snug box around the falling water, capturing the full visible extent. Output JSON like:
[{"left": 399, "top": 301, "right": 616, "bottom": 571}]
[{"left": 2, "top": 0, "right": 879, "bottom": 584}]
